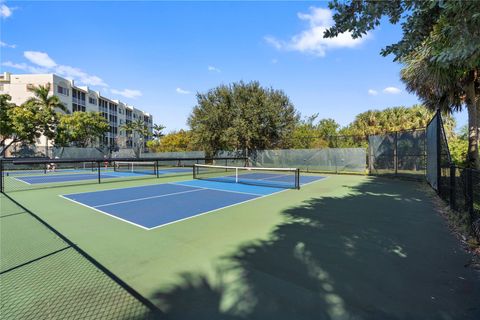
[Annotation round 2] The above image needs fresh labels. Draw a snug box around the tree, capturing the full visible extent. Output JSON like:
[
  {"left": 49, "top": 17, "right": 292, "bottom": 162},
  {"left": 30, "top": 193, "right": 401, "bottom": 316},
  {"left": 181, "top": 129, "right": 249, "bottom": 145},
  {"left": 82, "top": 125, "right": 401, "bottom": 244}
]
[
  {"left": 147, "top": 130, "right": 196, "bottom": 152},
  {"left": 0, "top": 94, "right": 60, "bottom": 156},
  {"left": 120, "top": 118, "right": 150, "bottom": 157},
  {"left": 0, "top": 94, "right": 16, "bottom": 154},
  {"left": 188, "top": 81, "right": 298, "bottom": 156},
  {"left": 55, "top": 112, "right": 110, "bottom": 147},
  {"left": 449, "top": 125, "right": 469, "bottom": 167},
  {"left": 291, "top": 114, "right": 340, "bottom": 149},
  {"left": 152, "top": 124, "right": 166, "bottom": 140},
  {"left": 325, "top": 0, "right": 480, "bottom": 167},
  {"left": 24, "top": 84, "right": 69, "bottom": 156},
  {"left": 343, "top": 105, "right": 451, "bottom": 137}
]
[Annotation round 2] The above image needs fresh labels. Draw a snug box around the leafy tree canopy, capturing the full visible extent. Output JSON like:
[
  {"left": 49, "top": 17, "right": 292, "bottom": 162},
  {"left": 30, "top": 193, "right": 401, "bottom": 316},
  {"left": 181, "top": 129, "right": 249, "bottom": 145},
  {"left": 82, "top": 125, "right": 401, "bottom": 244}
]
[
  {"left": 0, "top": 94, "right": 60, "bottom": 156},
  {"left": 292, "top": 114, "right": 341, "bottom": 149},
  {"left": 55, "top": 112, "right": 110, "bottom": 148},
  {"left": 188, "top": 81, "right": 298, "bottom": 156},
  {"left": 341, "top": 105, "right": 454, "bottom": 137},
  {"left": 325, "top": 0, "right": 479, "bottom": 166},
  {"left": 147, "top": 129, "right": 196, "bottom": 153}
]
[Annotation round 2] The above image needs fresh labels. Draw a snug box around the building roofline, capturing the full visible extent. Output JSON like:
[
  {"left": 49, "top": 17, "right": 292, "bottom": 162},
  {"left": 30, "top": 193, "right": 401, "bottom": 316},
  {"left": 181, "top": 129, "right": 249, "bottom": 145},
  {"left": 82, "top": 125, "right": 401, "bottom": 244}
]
[{"left": 3, "top": 72, "right": 150, "bottom": 116}]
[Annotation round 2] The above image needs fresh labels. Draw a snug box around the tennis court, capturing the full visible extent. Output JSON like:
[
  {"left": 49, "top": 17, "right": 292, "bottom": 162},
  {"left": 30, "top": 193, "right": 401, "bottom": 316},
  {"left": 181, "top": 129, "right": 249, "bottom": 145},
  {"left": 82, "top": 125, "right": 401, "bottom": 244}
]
[
  {"left": 9, "top": 165, "right": 192, "bottom": 185},
  {"left": 2, "top": 159, "right": 480, "bottom": 319},
  {"left": 61, "top": 170, "right": 325, "bottom": 229}
]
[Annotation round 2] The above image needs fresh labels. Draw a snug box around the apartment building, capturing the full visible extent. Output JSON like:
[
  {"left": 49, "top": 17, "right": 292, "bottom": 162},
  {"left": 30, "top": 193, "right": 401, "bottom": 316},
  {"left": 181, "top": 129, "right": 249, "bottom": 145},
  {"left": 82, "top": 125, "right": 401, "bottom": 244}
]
[{"left": 0, "top": 72, "right": 153, "bottom": 150}]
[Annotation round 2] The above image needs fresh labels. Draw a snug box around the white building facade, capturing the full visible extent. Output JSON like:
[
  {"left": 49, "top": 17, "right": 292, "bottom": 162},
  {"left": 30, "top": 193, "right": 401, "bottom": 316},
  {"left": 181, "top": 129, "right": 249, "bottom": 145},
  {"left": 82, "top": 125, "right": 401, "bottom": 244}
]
[{"left": 0, "top": 72, "right": 153, "bottom": 151}]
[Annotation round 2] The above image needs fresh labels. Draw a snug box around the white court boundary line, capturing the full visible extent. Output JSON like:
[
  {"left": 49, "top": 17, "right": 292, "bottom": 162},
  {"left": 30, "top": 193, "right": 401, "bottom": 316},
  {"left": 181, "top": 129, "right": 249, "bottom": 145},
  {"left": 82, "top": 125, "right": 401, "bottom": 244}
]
[
  {"left": 59, "top": 194, "right": 151, "bottom": 230},
  {"left": 59, "top": 174, "right": 329, "bottom": 231},
  {"left": 146, "top": 188, "right": 285, "bottom": 230},
  {"left": 94, "top": 189, "right": 204, "bottom": 208},
  {"left": 171, "top": 182, "right": 266, "bottom": 196},
  {"left": 12, "top": 176, "right": 33, "bottom": 185}
]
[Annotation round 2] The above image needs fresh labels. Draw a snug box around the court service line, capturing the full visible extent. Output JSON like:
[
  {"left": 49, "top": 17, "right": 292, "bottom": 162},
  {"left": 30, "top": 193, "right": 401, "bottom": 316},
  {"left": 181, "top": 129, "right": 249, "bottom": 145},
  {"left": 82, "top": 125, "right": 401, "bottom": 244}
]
[
  {"left": 171, "top": 182, "right": 266, "bottom": 196},
  {"left": 147, "top": 187, "right": 287, "bottom": 230},
  {"left": 59, "top": 175, "right": 329, "bottom": 231},
  {"left": 148, "top": 176, "right": 329, "bottom": 230},
  {"left": 93, "top": 188, "right": 205, "bottom": 208},
  {"left": 59, "top": 195, "right": 151, "bottom": 230}
]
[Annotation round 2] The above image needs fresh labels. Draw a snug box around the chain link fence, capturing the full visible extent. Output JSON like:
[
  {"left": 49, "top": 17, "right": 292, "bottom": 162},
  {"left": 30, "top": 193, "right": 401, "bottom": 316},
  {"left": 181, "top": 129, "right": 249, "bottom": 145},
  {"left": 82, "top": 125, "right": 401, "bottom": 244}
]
[
  {"left": 369, "top": 129, "right": 426, "bottom": 180},
  {"left": 426, "top": 110, "right": 480, "bottom": 241}
]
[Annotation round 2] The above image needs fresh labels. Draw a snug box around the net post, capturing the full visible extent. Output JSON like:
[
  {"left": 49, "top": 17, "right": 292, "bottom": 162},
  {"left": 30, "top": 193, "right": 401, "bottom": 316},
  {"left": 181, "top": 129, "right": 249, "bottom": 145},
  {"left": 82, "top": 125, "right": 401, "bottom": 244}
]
[
  {"left": 155, "top": 160, "right": 159, "bottom": 178},
  {"left": 235, "top": 167, "right": 238, "bottom": 183},
  {"left": 97, "top": 161, "right": 101, "bottom": 184},
  {"left": 296, "top": 168, "right": 300, "bottom": 190},
  {"left": 0, "top": 160, "right": 3, "bottom": 194},
  {"left": 449, "top": 165, "right": 456, "bottom": 211},
  {"left": 193, "top": 164, "right": 196, "bottom": 179}
]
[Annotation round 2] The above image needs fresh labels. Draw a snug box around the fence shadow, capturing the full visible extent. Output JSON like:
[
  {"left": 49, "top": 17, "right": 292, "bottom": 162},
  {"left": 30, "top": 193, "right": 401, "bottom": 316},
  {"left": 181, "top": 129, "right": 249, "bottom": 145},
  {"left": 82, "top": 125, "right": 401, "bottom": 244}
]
[{"left": 151, "top": 177, "right": 480, "bottom": 320}]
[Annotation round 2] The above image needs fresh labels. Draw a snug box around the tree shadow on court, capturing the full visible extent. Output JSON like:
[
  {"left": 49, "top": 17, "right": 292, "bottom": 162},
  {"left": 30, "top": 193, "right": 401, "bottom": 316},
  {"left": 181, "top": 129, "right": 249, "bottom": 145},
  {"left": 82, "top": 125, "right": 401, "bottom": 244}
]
[{"left": 151, "top": 177, "right": 480, "bottom": 320}]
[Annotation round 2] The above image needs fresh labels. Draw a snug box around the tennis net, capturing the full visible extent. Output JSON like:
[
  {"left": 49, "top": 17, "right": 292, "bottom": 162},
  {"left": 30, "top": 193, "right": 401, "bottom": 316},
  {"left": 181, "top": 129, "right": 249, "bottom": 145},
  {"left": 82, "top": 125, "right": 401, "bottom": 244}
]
[
  {"left": 193, "top": 164, "right": 300, "bottom": 189},
  {"left": 114, "top": 161, "right": 156, "bottom": 175}
]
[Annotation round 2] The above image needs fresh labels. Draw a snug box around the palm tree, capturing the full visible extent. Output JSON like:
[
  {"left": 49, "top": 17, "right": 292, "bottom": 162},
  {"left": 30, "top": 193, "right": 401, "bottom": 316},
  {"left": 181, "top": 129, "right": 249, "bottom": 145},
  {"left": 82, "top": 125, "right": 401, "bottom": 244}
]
[
  {"left": 120, "top": 119, "right": 149, "bottom": 157},
  {"left": 152, "top": 124, "right": 166, "bottom": 140},
  {"left": 401, "top": 43, "right": 478, "bottom": 167},
  {"left": 25, "top": 84, "right": 69, "bottom": 157}
]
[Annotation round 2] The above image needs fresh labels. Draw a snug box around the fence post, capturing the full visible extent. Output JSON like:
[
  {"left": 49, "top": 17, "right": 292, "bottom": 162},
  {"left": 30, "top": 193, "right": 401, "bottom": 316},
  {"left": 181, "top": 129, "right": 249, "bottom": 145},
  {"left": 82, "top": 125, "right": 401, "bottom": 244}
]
[
  {"left": 436, "top": 109, "right": 442, "bottom": 195},
  {"left": 367, "top": 136, "right": 373, "bottom": 174},
  {"left": 394, "top": 132, "right": 398, "bottom": 175},
  {"left": 97, "top": 161, "right": 101, "bottom": 184},
  {"left": 449, "top": 165, "right": 456, "bottom": 211},
  {"left": 466, "top": 168, "right": 474, "bottom": 226}
]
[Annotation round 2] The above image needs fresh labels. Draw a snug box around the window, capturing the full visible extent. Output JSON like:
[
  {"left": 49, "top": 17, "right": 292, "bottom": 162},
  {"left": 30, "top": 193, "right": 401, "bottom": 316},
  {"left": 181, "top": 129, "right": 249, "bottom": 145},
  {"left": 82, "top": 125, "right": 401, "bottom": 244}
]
[
  {"left": 73, "top": 103, "right": 86, "bottom": 112},
  {"left": 89, "top": 97, "right": 97, "bottom": 105},
  {"left": 57, "top": 85, "right": 69, "bottom": 96}
]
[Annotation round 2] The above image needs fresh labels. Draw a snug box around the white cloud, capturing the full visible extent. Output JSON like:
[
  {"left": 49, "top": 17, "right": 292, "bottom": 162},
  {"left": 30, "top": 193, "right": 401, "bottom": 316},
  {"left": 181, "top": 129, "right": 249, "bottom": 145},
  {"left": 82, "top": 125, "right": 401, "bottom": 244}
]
[
  {"left": 368, "top": 89, "right": 378, "bottom": 96},
  {"left": 176, "top": 87, "right": 191, "bottom": 95},
  {"left": 265, "top": 7, "right": 368, "bottom": 57},
  {"left": 0, "top": 4, "right": 12, "bottom": 18},
  {"left": 208, "top": 65, "right": 221, "bottom": 73},
  {"left": 24, "top": 51, "right": 57, "bottom": 68},
  {"left": 383, "top": 86, "right": 401, "bottom": 94},
  {"left": 55, "top": 65, "right": 107, "bottom": 87},
  {"left": 271, "top": 59, "right": 278, "bottom": 64},
  {"left": 110, "top": 88, "right": 142, "bottom": 99},
  {"left": 0, "top": 41, "right": 16, "bottom": 48},
  {"left": 2, "top": 61, "right": 47, "bottom": 73},
  {"left": 264, "top": 36, "right": 283, "bottom": 50},
  {"left": 6, "top": 51, "right": 108, "bottom": 87}
]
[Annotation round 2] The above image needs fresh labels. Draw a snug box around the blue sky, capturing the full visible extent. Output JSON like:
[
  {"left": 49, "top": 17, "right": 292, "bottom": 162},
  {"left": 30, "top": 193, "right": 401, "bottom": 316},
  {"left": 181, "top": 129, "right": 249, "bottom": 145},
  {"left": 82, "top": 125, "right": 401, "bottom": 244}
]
[{"left": 0, "top": 1, "right": 467, "bottom": 132}]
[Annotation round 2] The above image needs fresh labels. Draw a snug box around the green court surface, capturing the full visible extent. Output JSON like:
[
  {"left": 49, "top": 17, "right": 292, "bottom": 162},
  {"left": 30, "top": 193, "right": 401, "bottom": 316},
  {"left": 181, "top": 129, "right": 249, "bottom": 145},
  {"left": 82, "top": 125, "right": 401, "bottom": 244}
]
[{"left": 1, "top": 174, "right": 479, "bottom": 319}]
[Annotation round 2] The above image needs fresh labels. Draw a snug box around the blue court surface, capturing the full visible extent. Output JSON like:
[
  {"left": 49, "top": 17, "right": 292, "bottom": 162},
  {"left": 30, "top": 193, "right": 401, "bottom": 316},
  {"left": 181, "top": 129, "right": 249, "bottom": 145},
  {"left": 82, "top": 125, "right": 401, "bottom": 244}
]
[
  {"left": 13, "top": 168, "right": 191, "bottom": 185},
  {"left": 61, "top": 175, "right": 325, "bottom": 230}
]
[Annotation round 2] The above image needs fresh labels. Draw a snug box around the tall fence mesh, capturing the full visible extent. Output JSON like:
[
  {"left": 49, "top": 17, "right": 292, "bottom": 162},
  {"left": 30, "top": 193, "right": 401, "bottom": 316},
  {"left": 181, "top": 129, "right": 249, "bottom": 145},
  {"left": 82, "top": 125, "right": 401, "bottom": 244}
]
[
  {"left": 426, "top": 111, "right": 479, "bottom": 241},
  {"left": 369, "top": 129, "right": 426, "bottom": 180},
  {"left": 250, "top": 148, "right": 367, "bottom": 174}
]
